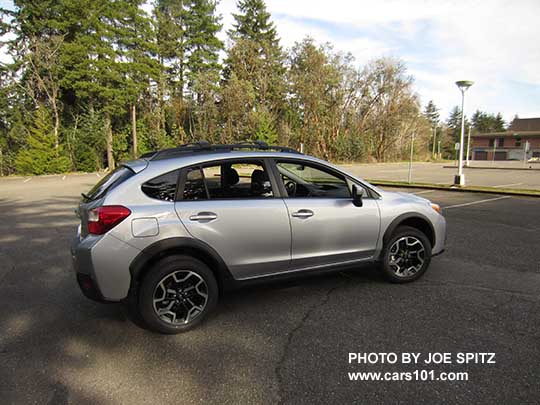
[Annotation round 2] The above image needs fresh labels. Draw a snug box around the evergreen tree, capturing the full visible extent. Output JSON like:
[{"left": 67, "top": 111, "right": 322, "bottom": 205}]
[
  {"left": 154, "top": 0, "right": 186, "bottom": 97},
  {"left": 152, "top": 0, "right": 187, "bottom": 143},
  {"left": 226, "top": 0, "right": 285, "bottom": 102},
  {"left": 226, "top": 0, "right": 286, "bottom": 139},
  {"left": 183, "top": 0, "right": 223, "bottom": 140},
  {"left": 230, "top": 0, "right": 278, "bottom": 44},
  {"left": 184, "top": 0, "right": 223, "bottom": 96},
  {"left": 447, "top": 106, "right": 468, "bottom": 141},
  {"left": 220, "top": 72, "right": 256, "bottom": 142},
  {"left": 423, "top": 100, "right": 440, "bottom": 157},
  {"left": 471, "top": 110, "right": 506, "bottom": 133},
  {"left": 423, "top": 100, "right": 440, "bottom": 128},
  {"left": 15, "top": 106, "right": 70, "bottom": 174},
  {"left": 6, "top": 1, "right": 68, "bottom": 149},
  {"left": 288, "top": 39, "right": 342, "bottom": 156},
  {"left": 59, "top": 0, "right": 130, "bottom": 168},
  {"left": 66, "top": 109, "right": 106, "bottom": 172},
  {"left": 116, "top": 0, "right": 160, "bottom": 157},
  {"left": 494, "top": 113, "right": 506, "bottom": 131}
]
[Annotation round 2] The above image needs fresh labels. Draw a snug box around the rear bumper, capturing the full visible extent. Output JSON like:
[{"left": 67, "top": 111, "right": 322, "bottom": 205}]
[
  {"left": 71, "top": 229, "right": 108, "bottom": 302},
  {"left": 71, "top": 226, "right": 140, "bottom": 302},
  {"left": 75, "top": 273, "right": 107, "bottom": 302}
]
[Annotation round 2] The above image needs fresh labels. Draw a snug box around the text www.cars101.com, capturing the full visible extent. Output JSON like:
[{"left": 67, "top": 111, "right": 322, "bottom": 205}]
[{"left": 348, "top": 370, "right": 469, "bottom": 382}]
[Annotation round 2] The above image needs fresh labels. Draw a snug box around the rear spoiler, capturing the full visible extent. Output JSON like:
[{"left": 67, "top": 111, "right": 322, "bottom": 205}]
[{"left": 121, "top": 158, "right": 149, "bottom": 174}]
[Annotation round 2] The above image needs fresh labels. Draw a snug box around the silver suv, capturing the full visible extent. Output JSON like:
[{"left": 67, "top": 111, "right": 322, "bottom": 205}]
[{"left": 72, "top": 142, "right": 446, "bottom": 334}]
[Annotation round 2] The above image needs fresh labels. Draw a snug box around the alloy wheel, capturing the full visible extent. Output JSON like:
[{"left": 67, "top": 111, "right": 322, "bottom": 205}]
[
  {"left": 388, "top": 236, "right": 425, "bottom": 277},
  {"left": 152, "top": 270, "right": 209, "bottom": 325}
]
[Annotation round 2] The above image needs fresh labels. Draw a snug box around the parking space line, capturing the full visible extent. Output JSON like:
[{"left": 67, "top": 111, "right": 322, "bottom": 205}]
[
  {"left": 23, "top": 177, "right": 32, "bottom": 183},
  {"left": 443, "top": 196, "right": 511, "bottom": 209},
  {"left": 494, "top": 183, "right": 523, "bottom": 188},
  {"left": 62, "top": 175, "right": 66, "bottom": 180},
  {"left": 414, "top": 190, "right": 436, "bottom": 195}
]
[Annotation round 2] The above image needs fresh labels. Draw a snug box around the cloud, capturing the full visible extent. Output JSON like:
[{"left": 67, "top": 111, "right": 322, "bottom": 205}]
[{"left": 217, "top": 0, "right": 540, "bottom": 122}]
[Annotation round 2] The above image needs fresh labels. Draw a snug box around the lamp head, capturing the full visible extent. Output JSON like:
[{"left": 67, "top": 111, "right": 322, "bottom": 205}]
[{"left": 455, "top": 80, "right": 474, "bottom": 92}]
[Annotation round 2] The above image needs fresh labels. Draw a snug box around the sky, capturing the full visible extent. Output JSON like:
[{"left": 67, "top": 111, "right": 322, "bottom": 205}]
[{"left": 2, "top": 0, "right": 539, "bottom": 124}]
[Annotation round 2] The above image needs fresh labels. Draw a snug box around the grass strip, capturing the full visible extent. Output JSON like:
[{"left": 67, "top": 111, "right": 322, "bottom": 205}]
[{"left": 366, "top": 179, "right": 540, "bottom": 197}]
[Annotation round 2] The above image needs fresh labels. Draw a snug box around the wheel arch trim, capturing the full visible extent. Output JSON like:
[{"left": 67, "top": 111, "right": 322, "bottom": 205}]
[
  {"left": 382, "top": 212, "right": 436, "bottom": 250},
  {"left": 129, "top": 237, "right": 234, "bottom": 292}
]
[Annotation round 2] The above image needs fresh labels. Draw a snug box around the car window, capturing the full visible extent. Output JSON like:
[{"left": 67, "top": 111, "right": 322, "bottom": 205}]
[
  {"left": 182, "top": 161, "right": 273, "bottom": 200},
  {"left": 203, "top": 161, "right": 273, "bottom": 199},
  {"left": 183, "top": 167, "right": 207, "bottom": 200},
  {"left": 276, "top": 161, "right": 351, "bottom": 198},
  {"left": 141, "top": 170, "right": 179, "bottom": 202},
  {"left": 84, "top": 166, "right": 135, "bottom": 202}
]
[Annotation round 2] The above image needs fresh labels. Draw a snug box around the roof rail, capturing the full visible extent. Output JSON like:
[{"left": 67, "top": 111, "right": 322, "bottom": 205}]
[{"left": 143, "top": 140, "right": 301, "bottom": 161}]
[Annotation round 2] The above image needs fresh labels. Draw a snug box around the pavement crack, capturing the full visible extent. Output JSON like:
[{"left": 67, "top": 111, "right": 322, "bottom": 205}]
[{"left": 274, "top": 276, "right": 348, "bottom": 405}]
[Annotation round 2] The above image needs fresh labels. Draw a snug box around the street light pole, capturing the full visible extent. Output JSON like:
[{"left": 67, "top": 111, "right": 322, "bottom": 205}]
[
  {"left": 454, "top": 80, "right": 474, "bottom": 186},
  {"left": 465, "top": 125, "right": 471, "bottom": 166},
  {"left": 431, "top": 127, "right": 436, "bottom": 159}
]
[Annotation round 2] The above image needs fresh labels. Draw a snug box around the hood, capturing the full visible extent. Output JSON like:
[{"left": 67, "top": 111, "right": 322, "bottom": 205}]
[{"left": 380, "top": 190, "right": 431, "bottom": 204}]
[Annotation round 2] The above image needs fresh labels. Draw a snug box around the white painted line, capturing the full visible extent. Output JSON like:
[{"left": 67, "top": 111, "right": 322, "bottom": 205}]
[
  {"left": 493, "top": 183, "right": 523, "bottom": 188},
  {"left": 96, "top": 172, "right": 101, "bottom": 177},
  {"left": 443, "top": 196, "right": 511, "bottom": 209},
  {"left": 414, "top": 190, "right": 436, "bottom": 195},
  {"left": 62, "top": 175, "right": 66, "bottom": 180},
  {"left": 23, "top": 177, "right": 31, "bottom": 183}
]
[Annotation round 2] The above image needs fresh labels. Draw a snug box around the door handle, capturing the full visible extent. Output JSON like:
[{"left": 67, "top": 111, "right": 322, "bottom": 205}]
[
  {"left": 291, "top": 209, "right": 314, "bottom": 218},
  {"left": 189, "top": 212, "right": 217, "bottom": 221}
]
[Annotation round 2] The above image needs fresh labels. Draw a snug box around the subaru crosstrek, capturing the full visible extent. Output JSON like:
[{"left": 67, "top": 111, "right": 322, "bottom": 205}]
[{"left": 71, "top": 142, "right": 446, "bottom": 334}]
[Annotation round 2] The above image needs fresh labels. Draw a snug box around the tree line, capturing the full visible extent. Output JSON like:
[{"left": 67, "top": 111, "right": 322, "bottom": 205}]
[{"left": 0, "top": 0, "right": 507, "bottom": 175}]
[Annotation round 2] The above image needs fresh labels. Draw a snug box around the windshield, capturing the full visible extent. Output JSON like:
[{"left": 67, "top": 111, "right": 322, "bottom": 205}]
[{"left": 83, "top": 166, "right": 135, "bottom": 202}]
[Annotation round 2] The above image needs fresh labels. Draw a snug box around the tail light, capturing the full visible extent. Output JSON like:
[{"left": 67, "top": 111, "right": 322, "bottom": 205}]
[{"left": 87, "top": 205, "right": 131, "bottom": 235}]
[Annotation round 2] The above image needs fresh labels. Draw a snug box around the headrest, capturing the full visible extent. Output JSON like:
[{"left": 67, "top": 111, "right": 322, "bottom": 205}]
[
  {"left": 222, "top": 167, "right": 239, "bottom": 187},
  {"left": 251, "top": 169, "right": 268, "bottom": 184}
]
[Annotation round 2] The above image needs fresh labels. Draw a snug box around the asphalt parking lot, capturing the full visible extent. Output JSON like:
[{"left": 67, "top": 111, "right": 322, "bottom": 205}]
[
  {"left": 1, "top": 173, "right": 539, "bottom": 404},
  {"left": 341, "top": 161, "right": 540, "bottom": 190}
]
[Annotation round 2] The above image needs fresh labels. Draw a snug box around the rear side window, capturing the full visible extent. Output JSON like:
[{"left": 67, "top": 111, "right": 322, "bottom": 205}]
[
  {"left": 183, "top": 168, "right": 207, "bottom": 200},
  {"left": 181, "top": 160, "right": 274, "bottom": 200},
  {"left": 142, "top": 170, "right": 179, "bottom": 202},
  {"left": 84, "top": 166, "right": 135, "bottom": 201}
]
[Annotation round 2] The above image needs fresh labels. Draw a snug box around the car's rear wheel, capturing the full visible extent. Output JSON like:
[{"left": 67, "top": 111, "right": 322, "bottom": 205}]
[
  {"left": 380, "top": 226, "right": 431, "bottom": 283},
  {"left": 138, "top": 255, "right": 218, "bottom": 334}
]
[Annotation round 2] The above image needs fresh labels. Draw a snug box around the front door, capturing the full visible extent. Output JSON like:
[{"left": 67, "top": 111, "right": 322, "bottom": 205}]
[
  {"left": 175, "top": 159, "right": 291, "bottom": 280},
  {"left": 274, "top": 160, "right": 380, "bottom": 270}
]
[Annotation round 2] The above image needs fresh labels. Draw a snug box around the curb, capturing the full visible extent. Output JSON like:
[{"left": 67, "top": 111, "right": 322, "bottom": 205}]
[
  {"left": 366, "top": 179, "right": 540, "bottom": 198},
  {"left": 442, "top": 165, "right": 540, "bottom": 171},
  {"left": 0, "top": 171, "right": 108, "bottom": 180}
]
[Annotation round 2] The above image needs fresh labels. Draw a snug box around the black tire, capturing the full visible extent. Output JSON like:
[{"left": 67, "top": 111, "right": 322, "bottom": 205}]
[
  {"left": 138, "top": 255, "right": 218, "bottom": 334},
  {"left": 380, "top": 226, "right": 432, "bottom": 283}
]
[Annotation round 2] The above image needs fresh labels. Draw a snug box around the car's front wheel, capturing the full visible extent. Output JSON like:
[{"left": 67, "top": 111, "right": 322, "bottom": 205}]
[
  {"left": 138, "top": 255, "right": 218, "bottom": 334},
  {"left": 380, "top": 226, "right": 432, "bottom": 283}
]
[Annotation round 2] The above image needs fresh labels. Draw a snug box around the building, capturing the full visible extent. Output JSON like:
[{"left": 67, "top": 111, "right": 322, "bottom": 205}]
[{"left": 471, "top": 117, "right": 540, "bottom": 161}]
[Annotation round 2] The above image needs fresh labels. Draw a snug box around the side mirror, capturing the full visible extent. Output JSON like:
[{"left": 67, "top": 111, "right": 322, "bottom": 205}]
[{"left": 352, "top": 185, "right": 364, "bottom": 207}]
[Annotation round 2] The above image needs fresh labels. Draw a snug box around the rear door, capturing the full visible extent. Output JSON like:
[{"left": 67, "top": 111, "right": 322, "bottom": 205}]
[
  {"left": 273, "top": 159, "right": 380, "bottom": 269},
  {"left": 175, "top": 158, "right": 291, "bottom": 280}
]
